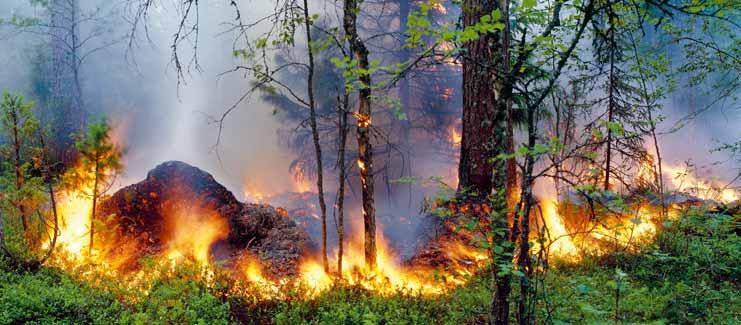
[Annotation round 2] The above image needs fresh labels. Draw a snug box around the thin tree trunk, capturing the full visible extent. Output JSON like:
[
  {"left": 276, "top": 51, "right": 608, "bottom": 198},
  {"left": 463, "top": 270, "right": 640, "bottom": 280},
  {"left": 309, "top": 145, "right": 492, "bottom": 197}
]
[
  {"left": 398, "top": 0, "right": 411, "bottom": 113},
  {"left": 344, "top": 0, "right": 376, "bottom": 269},
  {"left": 39, "top": 132, "right": 59, "bottom": 265},
  {"left": 89, "top": 158, "right": 99, "bottom": 256},
  {"left": 40, "top": 178, "right": 59, "bottom": 265},
  {"left": 0, "top": 202, "right": 5, "bottom": 250},
  {"left": 604, "top": 25, "right": 616, "bottom": 191},
  {"left": 302, "top": 0, "right": 329, "bottom": 273},
  {"left": 336, "top": 92, "right": 349, "bottom": 276},
  {"left": 629, "top": 36, "right": 666, "bottom": 218},
  {"left": 649, "top": 110, "right": 665, "bottom": 217},
  {"left": 11, "top": 108, "right": 28, "bottom": 233},
  {"left": 50, "top": 0, "right": 85, "bottom": 161},
  {"left": 516, "top": 103, "right": 538, "bottom": 325}
]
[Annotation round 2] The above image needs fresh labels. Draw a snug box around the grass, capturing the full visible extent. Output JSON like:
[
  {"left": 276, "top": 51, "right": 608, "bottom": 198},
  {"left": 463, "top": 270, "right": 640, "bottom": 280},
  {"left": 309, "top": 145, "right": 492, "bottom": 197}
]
[{"left": 0, "top": 208, "right": 739, "bottom": 324}]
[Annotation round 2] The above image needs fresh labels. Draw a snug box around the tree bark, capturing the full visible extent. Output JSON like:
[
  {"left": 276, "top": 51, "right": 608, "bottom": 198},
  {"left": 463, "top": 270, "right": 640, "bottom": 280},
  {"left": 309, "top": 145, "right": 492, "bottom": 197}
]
[
  {"left": 398, "top": 0, "right": 411, "bottom": 114},
  {"left": 336, "top": 92, "right": 349, "bottom": 275},
  {"left": 302, "top": 0, "right": 329, "bottom": 273},
  {"left": 344, "top": 0, "right": 377, "bottom": 269},
  {"left": 10, "top": 105, "right": 28, "bottom": 233},
  {"left": 516, "top": 101, "right": 538, "bottom": 325},
  {"left": 90, "top": 156, "right": 99, "bottom": 256},
  {"left": 459, "top": 0, "right": 511, "bottom": 323},
  {"left": 0, "top": 201, "right": 5, "bottom": 250},
  {"left": 49, "top": 0, "right": 85, "bottom": 158},
  {"left": 603, "top": 21, "right": 616, "bottom": 191},
  {"left": 458, "top": 0, "right": 498, "bottom": 199},
  {"left": 39, "top": 132, "right": 59, "bottom": 265},
  {"left": 459, "top": 0, "right": 512, "bottom": 322}
]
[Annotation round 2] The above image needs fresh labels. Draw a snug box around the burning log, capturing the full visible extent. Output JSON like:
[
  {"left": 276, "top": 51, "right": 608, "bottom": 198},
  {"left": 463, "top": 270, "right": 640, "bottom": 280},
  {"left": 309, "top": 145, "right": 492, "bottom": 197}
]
[{"left": 97, "top": 161, "right": 311, "bottom": 276}]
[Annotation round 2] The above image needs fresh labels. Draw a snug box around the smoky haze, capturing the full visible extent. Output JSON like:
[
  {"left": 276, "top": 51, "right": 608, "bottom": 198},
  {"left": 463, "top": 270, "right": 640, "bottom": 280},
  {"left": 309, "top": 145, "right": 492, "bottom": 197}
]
[
  {"left": 0, "top": 0, "right": 738, "bottom": 256},
  {"left": 1, "top": 0, "right": 302, "bottom": 198}
]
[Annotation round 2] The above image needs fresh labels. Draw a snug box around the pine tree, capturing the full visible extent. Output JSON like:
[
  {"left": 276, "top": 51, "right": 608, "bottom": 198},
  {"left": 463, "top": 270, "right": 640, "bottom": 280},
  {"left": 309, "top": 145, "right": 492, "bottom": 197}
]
[
  {"left": 0, "top": 92, "right": 46, "bottom": 256},
  {"left": 66, "top": 119, "right": 122, "bottom": 256}
]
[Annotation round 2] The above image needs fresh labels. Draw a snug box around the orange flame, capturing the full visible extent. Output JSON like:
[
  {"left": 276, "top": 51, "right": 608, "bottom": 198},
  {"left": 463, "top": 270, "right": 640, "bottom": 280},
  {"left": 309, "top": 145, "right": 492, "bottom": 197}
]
[
  {"left": 663, "top": 163, "right": 738, "bottom": 203},
  {"left": 162, "top": 206, "right": 228, "bottom": 265},
  {"left": 53, "top": 181, "right": 95, "bottom": 260},
  {"left": 448, "top": 125, "right": 462, "bottom": 145}
]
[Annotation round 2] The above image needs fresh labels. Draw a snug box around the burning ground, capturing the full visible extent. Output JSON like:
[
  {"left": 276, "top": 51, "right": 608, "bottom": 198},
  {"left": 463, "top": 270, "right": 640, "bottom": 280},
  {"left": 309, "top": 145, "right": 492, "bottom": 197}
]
[
  {"left": 44, "top": 159, "right": 740, "bottom": 299},
  {"left": 49, "top": 160, "right": 492, "bottom": 295}
]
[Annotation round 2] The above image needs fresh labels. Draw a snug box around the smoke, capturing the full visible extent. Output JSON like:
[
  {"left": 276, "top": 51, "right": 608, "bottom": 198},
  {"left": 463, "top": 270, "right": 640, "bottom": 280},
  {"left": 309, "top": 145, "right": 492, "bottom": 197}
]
[
  {"left": 0, "top": 0, "right": 737, "bottom": 258},
  {"left": 659, "top": 89, "right": 741, "bottom": 179},
  {"left": 2, "top": 0, "right": 302, "bottom": 196}
]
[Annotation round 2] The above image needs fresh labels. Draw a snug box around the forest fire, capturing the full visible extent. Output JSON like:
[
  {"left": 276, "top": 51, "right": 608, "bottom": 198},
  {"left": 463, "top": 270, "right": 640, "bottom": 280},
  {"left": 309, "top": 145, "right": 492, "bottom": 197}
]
[
  {"left": 43, "top": 153, "right": 737, "bottom": 301},
  {"left": 53, "top": 182, "right": 94, "bottom": 260},
  {"left": 664, "top": 164, "right": 738, "bottom": 203},
  {"left": 44, "top": 160, "right": 489, "bottom": 297},
  {"left": 162, "top": 206, "right": 228, "bottom": 265}
]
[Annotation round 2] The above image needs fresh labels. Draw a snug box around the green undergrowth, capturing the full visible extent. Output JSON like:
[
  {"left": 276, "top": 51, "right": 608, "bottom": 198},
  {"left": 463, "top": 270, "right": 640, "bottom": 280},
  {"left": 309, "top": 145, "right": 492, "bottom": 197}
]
[{"left": 1, "top": 208, "right": 739, "bottom": 324}]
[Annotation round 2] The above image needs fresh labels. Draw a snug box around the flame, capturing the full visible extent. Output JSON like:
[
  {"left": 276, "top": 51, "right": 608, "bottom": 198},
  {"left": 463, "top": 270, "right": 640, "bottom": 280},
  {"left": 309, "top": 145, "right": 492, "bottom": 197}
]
[
  {"left": 431, "top": 2, "right": 447, "bottom": 14},
  {"left": 163, "top": 206, "right": 228, "bottom": 265},
  {"left": 291, "top": 222, "right": 486, "bottom": 296},
  {"left": 663, "top": 163, "right": 738, "bottom": 204},
  {"left": 354, "top": 112, "right": 371, "bottom": 128},
  {"left": 448, "top": 124, "right": 462, "bottom": 145},
  {"left": 357, "top": 159, "right": 366, "bottom": 171},
  {"left": 290, "top": 163, "right": 313, "bottom": 193},
  {"left": 51, "top": 136, "right": 740, "bottom": 301},
  {"left": 243, "top": 182, "right": 267, "bottom": 203},
  {"left": 54, "top": 182, "right": 94, "bottom": 260},
  {"left": 590, "top": 206, "right": 657, "bottom": 245},
  {"left": 539, "top": 199, "right": 580, "bottom": 259},
  {"left": 51, "top": 160, "right": 228, "bottom": 270}
]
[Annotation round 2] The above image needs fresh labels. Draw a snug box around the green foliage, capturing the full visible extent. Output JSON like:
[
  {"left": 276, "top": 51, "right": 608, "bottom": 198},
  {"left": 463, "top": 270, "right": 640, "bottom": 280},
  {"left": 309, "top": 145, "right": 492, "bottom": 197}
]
[
  {"left": 0, "top": 261, "right": 233, "bottom": 324},
  {"left": 0, "top": 92, "right": 47, "bottom": 257},
  {"left": 270, "top": 279, "right": 491, "bottom": 324},
  {"left": 67, "top": 118, "right": 123, "bottom": 202},
  {"left": 0, "top": 208, "right": 739, "bottom": 324},
  {"left": 0, "top": 267, "right": 124, "bottom": 324},
  {"left": 122, "top": 264, "right": 232, "bottom": 324}
]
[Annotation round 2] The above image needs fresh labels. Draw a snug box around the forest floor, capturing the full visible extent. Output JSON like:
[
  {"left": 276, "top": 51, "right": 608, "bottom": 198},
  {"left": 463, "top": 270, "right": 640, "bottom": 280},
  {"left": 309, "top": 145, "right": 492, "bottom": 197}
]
[{"left": 1, "top": 206, "right": 739, "bottom": 324}]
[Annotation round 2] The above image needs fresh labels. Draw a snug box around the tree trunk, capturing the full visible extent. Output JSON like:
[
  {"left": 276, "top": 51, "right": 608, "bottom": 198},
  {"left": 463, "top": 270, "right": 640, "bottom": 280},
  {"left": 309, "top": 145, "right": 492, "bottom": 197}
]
[
  {"left": 39, "top": 132, "right": 59, "bottom": 265},
  {"left": 0, "top": 203, "right": 5, "bottom": 250},
  {"left": 459, "top": 0, "right": 514, "bottom": 322},
  {"left": 49, "top": 0, "right": 85, "bottom": 158},
  {"left": 40, "top": 179, "right": 60, "bottom": 265},
  {"left": 344, "top": 0, "right": 377, "bottom": 269},
  {"left": 398, "top": 0, "right": 413, "bottom": 205},
  {"left": 90, "top": 158, "right": 99, "bottom": 256},
  {"left": 398, "top": 0, "right": 411, "bottom": 113},
  {"left": 458, "top": 0, "right": 498, "bottom": 199},
  {"left": 516, "top": 103, "right": 538, "bottom": 325},
  {"left": 302, "top": 0, "right": 329, "bottom": 273},
  {"left": 603, "top": 25, "right": 616, "bottom": 191},
  {"left": 336, "top": 92, "right": 349, "bottom": 275},
  {"left": 10, "top": 107, "right": 28, "bottom": 233}
]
